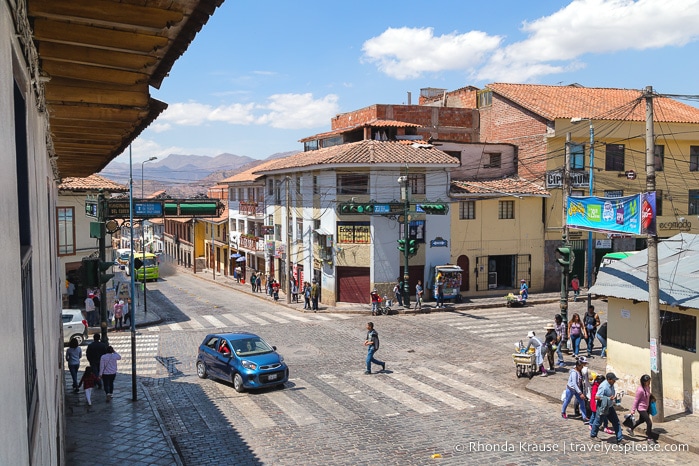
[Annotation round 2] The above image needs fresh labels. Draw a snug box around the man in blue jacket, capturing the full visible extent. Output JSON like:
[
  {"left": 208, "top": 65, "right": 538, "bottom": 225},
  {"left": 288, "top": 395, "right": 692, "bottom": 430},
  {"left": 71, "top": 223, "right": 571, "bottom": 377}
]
[{"left": 590, "top": 372, "right": 625, "bottom": 444}]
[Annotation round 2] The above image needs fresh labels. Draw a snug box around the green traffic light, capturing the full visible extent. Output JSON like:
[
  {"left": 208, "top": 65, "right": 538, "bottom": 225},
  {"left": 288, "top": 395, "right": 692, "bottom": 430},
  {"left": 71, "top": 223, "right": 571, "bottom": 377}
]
[{"left": 397, "top": 239, "right": 406, "bottom": 252}]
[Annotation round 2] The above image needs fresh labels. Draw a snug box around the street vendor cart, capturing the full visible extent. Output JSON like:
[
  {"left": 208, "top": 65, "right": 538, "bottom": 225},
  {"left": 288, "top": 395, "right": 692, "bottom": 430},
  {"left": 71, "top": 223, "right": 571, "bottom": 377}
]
[
  {"left": 432, "top": 265, "right": 463, "bottom": 302},
  {"left": 512, "top": 351, "right": 538, "bottom": 378}
]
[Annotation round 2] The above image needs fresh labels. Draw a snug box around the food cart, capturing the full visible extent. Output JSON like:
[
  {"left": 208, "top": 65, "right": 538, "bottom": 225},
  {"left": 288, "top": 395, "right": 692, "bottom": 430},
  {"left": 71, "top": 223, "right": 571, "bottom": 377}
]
[{"left": 432, "top": 265, "right": 463, "bottom": 302}]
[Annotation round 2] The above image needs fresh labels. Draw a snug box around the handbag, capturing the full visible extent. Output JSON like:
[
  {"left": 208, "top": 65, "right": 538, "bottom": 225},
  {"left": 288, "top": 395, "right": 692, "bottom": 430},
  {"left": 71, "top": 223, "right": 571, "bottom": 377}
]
[
  {"left": 649, "top": 400, "right": 657, "bottom": 416},
  {"left": 622, "top": 414, "right": 635, "bottom": 428}
]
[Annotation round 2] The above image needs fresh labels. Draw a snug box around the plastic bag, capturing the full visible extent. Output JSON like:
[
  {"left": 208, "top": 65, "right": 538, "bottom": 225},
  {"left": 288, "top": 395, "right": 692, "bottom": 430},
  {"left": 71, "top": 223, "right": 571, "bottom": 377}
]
[{"left": 649, "top": 401, "right": 657, "bottom": 416}]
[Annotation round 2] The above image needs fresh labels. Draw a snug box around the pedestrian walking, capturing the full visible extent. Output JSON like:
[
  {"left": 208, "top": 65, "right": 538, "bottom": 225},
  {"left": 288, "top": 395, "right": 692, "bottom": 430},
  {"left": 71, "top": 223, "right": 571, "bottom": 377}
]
[
  {"left": 99, "top": 346, "right": 122, "bottom": 401},
  {"left": 554, "top": 314, "right": 566, "bottom": 367},
  {"left": 525, "top": 330, "right": 547, "bottom": 376},
  {"left": 589, "top": 374, "right": 612, "bottom": 434},
  {"left": 113, "top": 299, "right": 124, "bottom": 330},
  {"left": 596, "top": 321, "right": 608, "bottom": 358},
  {"left": 590, "top": 372, "right": 625, "bottom": 444},
  {"left": 272, "top": 280, "right": 280, "bottom": 301},
  {"left": 311, "top": 279, "right": 319, "bottom": 311},
  {"left": 584, "top": 305, "right": 600, "bottom": 357},
  {"left": 86, "top": 333, "right": 107, "bottom": 389},
  {"left": 561, "top": 357, "right": 589, "bottom": 421},
  {"left": 256, "top": 274, "right": 262, "bottom": 292},
  {"left": 567, "top": 313, "right": 585, "bottom": 357},
  {"left": 543, "top": 323, "right": 557, "bottom": 372},
  {"left": 78, "top": 366, "right": 99, "bottom": 406},
  {"left": 414, "top": 280, "right": 423, "bottom": 311},
  {"left": 66, "top": 338, "right": 82, "bottom": 393},
  {"left": 250, "top": 272, "right": 257, "bottom": 292},
  {"left": 370, "top": 288, "right": 381, "bottom": 315},
  {"left": 363, "top": 322, "right": 385, "bottom": 375},
  {"left": 393, "top": 279, "right": 403, "bottom": 307},
  {"left": 519, "top": 279, "right": 529, "bottom": 301},
  {"left": 435, "top": 276, "right": 445, "bottom": 308},
  {"left": 122, "top": 298, "right": 131, "bottom": 327},
  {"left": 303, "top": 281, "right": 311, "bottom": 309},
  {"left": 291, "top": 277, "right": 299, "bottom": 303},
  {"left": 571, "top": 275, "right": 580, "bottom": 301},
  {"left": 85, "top": 293, "right": 97, "bottom": 327},
  {"left": 629, "top": 374, "right": 657, "bottom": 443}
]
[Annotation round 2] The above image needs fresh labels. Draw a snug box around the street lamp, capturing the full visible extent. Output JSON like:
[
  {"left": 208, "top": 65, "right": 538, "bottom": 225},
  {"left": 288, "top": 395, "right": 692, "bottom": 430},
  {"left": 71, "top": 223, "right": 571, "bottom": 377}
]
[
  {"left": 571, "top": 117, "right": 594, "bottom": 309},
  {"left": 141, "top": 156, "right": 157, "bottom": 315},
  {"left": 398, "top": 175, "right": 410, "bottom": 308}
]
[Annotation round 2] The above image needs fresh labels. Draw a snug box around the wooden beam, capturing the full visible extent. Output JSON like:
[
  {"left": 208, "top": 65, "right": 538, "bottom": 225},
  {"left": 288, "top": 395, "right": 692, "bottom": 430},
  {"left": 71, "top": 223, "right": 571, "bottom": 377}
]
[
  {"left": 29, "top": 0, "right": 184, "bottom": 30},
  {"left": 42, "top": 61, "right": 148, "bottom": 86},
  {"left": 47, "top": 105, "right": 147, "bottom": 122},
  {"left": 38, "top": 42, "right": 157, "bottom": 72},
  {"left": 46, "top": 84, "right": 149, "bottom": 107},
  {"left": 33, "top": 18, "right": 169, "bottom": 53}
]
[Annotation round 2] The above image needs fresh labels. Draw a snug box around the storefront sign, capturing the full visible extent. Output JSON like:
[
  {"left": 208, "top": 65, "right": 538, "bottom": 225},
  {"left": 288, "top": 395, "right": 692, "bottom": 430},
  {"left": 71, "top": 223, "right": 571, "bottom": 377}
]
[
  {"left": 595, "top": 239, "right": 612, "bottom": 249},
  {"left": 546, "top": 170, "right": 590, "bottom": 188},
  {"left": 658, "top": 221, "right": 692, "bottom": 231}
]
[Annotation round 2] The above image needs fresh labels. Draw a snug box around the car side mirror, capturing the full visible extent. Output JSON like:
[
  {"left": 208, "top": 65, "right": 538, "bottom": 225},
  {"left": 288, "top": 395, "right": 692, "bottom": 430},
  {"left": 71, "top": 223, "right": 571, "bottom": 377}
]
[{"left": 272, "top": 346, "right": 277, "bottom": 351}]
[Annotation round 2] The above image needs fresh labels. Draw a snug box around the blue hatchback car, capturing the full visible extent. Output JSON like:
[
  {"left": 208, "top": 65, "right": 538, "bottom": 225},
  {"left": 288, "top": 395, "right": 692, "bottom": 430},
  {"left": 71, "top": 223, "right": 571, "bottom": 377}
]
[{"left": 196, "top": 332, "right": 289, "bottom": 392}]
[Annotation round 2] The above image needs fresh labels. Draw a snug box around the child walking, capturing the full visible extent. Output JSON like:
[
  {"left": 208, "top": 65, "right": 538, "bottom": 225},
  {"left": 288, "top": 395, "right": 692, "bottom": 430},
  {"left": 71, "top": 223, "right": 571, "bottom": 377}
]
[{"left": 78, "top": 366, "right": 100, "bottom": 406}]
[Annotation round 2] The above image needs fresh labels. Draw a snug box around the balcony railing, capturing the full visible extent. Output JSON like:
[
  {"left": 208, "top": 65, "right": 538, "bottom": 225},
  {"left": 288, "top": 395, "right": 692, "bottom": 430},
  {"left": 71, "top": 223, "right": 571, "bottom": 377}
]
[
  {"left": 239, "top": 201, "right": 264, "bottom": 217},
  {"left": 240, "top": 235, "right": 264, "bottom": 251}
]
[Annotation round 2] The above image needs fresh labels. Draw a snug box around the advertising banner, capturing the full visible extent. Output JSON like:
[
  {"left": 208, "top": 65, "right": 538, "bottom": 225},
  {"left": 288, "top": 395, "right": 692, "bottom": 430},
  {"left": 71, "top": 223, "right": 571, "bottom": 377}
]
[{"left": 566, "top": 192, "right": 656, "bottom": 235}]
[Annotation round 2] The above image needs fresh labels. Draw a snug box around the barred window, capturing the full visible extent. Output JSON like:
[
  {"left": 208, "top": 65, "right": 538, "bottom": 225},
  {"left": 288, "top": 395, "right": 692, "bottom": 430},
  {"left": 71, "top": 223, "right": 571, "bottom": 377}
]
[
  {"left": 337, "top": 222, "right": 371, "bottom": 244},
  {"left": 459, "top": 201, "right": 475, "bottom": 220},
  {"left": 337, "top": 174, "right": 368, "bottom": 195},
  {"left": 660, "top": 310, "right": 696, "bottom": 353},
  {"left": 408, "top": 174, "right": 426, "bottom": 195},
  {"left": 498, "top": 201, "right": 514, "bottom": 219}
]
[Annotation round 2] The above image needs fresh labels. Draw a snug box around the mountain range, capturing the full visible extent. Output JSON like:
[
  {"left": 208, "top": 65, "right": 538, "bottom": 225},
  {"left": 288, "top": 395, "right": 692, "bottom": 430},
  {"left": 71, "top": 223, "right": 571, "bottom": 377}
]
[{"left": 100, "top": 151, "right": 295, "bottom": 197}]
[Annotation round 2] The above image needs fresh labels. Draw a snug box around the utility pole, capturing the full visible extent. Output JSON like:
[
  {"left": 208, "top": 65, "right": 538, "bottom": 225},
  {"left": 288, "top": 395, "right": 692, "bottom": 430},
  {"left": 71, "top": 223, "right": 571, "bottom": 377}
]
[
  {"left": 586, "top": 120, "right": 595, "bottom": 312},
  {"left": 128, "top": 145, "right": 138, "bottom": 401},
  {"left": 645, "top": 85, "right": 663, "bottom": 421},
  {"left": 559, "top": 134, "right": 572, "bottom": 328},
  {"left": 285, "top": 176, "right": 291, "bottom": 304},
  {"left": 399, "top": 175, "right": 411, "bottom": 308}
]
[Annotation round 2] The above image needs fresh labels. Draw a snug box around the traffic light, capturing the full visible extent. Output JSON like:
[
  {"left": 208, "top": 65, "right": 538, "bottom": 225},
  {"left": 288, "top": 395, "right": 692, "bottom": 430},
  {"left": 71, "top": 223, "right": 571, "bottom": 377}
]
[
  {"left": 397, "top": 239, "right": 406, "bottom": 252},
  {"left": 338, "top": 203, "right": 374, "bottom": 214},
  {"left": 81, "top": 258, "right": 98, "bottom": 287},
  {"left": 408, "top": 239, "right": 418, "bottom": 256},
  {"left": 164, "top": 200, "right": 220, "bottom": 217},
  {"left": 97, "top": 260, "right": 115, "bottom": 285},
  {"left": 556, "top": 246, "right": 574, "bottom": 272},
  {"left": 419, "top": 203, "right": 448, "bottom": 215}
]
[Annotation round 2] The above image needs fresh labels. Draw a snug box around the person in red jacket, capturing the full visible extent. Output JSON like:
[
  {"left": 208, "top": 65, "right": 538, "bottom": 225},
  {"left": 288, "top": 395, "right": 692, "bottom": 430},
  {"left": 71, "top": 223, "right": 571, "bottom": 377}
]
[{"left": 370, "top": 289, "right": 381, "bottom": 315}]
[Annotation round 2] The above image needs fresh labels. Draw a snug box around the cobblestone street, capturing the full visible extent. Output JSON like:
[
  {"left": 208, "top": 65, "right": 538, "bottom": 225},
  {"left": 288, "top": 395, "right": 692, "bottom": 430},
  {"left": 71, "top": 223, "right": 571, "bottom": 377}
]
[{"left": 67, "top": 270, "right": 697, "bottom": 465}]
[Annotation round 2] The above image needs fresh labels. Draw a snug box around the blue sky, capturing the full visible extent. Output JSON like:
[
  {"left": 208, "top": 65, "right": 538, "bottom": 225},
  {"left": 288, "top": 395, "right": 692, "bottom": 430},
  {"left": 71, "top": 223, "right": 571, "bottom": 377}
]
[{"left": 113, "top": 0, "right": 699, "bottom": 165}]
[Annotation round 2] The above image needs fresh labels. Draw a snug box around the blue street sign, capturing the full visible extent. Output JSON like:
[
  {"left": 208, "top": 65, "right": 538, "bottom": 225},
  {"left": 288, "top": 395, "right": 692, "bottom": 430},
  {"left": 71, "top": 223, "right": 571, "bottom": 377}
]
[
  {"left": 373, "top": 204, "right": 391, "bottom": 214},
  {"left": 134, "top": 201, "right": 164, "bottom": 217}
]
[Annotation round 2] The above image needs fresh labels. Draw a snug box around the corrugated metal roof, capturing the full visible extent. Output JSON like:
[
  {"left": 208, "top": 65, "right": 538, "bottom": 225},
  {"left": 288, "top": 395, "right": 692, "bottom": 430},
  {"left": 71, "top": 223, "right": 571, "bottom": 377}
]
[{"left": 589, "top": 233, "right": 699, "bottom": 308}]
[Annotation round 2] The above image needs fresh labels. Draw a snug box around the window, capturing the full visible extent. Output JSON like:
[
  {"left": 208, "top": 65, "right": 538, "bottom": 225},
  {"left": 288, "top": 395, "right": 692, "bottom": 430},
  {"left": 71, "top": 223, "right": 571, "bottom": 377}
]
[
  {"left": 229, "top": 188, "right": 237, "bottom": 201},
  {"left": 605, "top": 144, "right": 625, "bottom": 171},
  {"left": 570, "top": 143, "right": 584, "bottom": 170},
  {"left": 337, "top": 222, "right": 371, "bottom": 244},
  {"left": 459, "top": 201, "right": 475, "bottom": 220},
  {"left": 313, "top": 176, "right": 319, "bottom": 195},
  {"left": 654, "top": 145, "right": 664, "bottom": 171},
  {"left": 498, "top": 201, "right": 514, "bottom": 219},
  {"left": 477, "top": 90, "right": 492, "bottom": 108},
  {"left": 296, "top": 176, "right": 302, "bottom": 195},
  {"left": 247, "top": 187, "right": 256, "bottom": 201},
  {"left": 337, "top": 174, "right": 368, "bottom": 195},
  {"left": 485, "top": 153, "right": 501, "bottom": 168},
  {"left": 304, "top": 140, "right": 319, "bottom": 152},
  {"left": 408, "top": 174, "right": 426, "bottom": 195},
  {"left": 238, "top": 188, "right": 244, "bottom": 201},
  {"left": 274, "top": 180, "right": 281, "bottom": 204},
  {"left": 274, "top": 224, "right": 282, "bottom": 241},
  {"left": 267, "top": 179, "right": 274, "bottom": 196},
  {"left": 656, "top": 190, "right": 663, "bottom": 216},
  {"left": 571, "top": 189, "right": 585, "bottom": 197},
  {"left": 690, "top": 146, "right": 699, "bottom": 171},
  {"left": 296, "top": 217, "right": 303, "bottom": 243},
  {"left": 689, "top": 190, "right": 699, "bottom": 215},
  {"left": 57, "top": 207, "right": 75, "bottom": 255},
  {"left": 660, "top": 310, "right": 696, "bottom": 353},
  {"left": 238, "top": 220, "right": 245, "bottom": 232}
]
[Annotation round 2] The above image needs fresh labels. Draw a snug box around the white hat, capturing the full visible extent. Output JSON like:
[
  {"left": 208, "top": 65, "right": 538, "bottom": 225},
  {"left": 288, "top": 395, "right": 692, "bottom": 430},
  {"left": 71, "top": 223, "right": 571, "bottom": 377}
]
[{"left": 527, "top": 331, "right": 535, "bottom": 338}]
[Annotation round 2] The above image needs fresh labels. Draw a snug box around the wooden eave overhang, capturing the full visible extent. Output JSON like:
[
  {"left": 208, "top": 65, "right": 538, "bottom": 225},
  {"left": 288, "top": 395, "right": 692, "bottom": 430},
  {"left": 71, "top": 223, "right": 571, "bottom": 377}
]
[{"left": 27, "top": 0, "right": 224, "bottom": 177}]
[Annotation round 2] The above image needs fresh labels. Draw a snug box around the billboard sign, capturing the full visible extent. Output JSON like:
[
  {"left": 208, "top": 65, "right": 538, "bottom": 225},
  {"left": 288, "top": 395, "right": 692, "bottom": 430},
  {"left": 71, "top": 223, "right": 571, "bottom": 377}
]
[{"left": 566, "top": 192, "right": 656, "bottom": 235}]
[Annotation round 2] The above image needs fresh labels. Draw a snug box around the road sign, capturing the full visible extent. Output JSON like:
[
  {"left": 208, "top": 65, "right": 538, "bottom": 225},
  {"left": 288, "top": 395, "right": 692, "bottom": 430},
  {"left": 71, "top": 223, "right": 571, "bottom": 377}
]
[
  {"left": 106, "top": 200, "right": 131, "bottom": 220},
  {"left": 134, "top": 201, "right": 164, "bottom": 217},
  {"left": 85, "top": 200, "right": 98, "bottom": 218}
]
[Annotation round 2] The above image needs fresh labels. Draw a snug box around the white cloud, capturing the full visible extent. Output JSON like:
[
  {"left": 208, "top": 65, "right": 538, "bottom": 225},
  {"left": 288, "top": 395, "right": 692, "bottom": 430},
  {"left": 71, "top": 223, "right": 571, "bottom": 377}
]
[
  {"left": 131, "top": 139, "right": 184, "bottom": 161},
  {"left": 362, "top": 0, "right": 699, "bottom": 83},
  {"left": 479, "top": 0, "right": 699, "bottom": 82},
  {"left": 362, "top": 27, "right": 502, "bottom": 80},
  {"left": 256, "top": 93, "right": 340, "bottom": 129},
  {"left": 154, "top": 93, "right": 339, "bottom": 131}
]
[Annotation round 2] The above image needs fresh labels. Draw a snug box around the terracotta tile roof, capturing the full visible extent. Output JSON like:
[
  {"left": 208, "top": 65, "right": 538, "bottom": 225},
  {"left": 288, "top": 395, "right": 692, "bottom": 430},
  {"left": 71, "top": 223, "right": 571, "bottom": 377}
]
[
  {"left": 58, "top": 174, "right": 128, "bottom": 192},
  {"left": 299, "top": 119, "right": 422, "bottom": 143},
  {"left": 487, "top": 83, "right": 699, "bottom": 123},
  {"left": 222, "top": 159, "right": 281, "bottom": 183},
  {"left": 451, "top": 177, "right": 550, "bottom": 197},
  {"left": 254, "top": 140, "right": 460, "bottom": 174}
]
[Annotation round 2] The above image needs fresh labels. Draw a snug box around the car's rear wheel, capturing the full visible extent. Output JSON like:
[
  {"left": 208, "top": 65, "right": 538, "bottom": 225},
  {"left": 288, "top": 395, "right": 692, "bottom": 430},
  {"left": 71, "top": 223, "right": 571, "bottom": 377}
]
[
  {"left": 233, "top": 373, "right": 245, "bottom": 393},
  {"left": 196, "top": 361, "right": 207, "bottom": 379}
]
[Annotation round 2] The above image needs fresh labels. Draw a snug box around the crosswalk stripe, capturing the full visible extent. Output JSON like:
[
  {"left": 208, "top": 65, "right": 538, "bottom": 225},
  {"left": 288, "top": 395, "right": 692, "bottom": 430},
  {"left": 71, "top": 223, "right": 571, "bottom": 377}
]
[
  {"left": 452, "top": 317, "right": 546, "bottom": 330},
  {"left": 292, "top": 378, "right": 357, "bottom": 421},
  {"left": 201, "top": 315, "right": 227, "bottom": 328},
  {"left": 305, "top": 313, "right": 332, "bottom": 321},
  {"left": 169, "top": 322, "right": 183, "bottom": 331},
  {"left": 186, "top": 318, "right": 205, "bottom": 329},
  {"left": 415, "top": 366, "right": 513, "bottom": 407},
  {"left": 226, "top": 394, "right": 276, "bottom": 429},
  {"left": 238, "top": 313, "right": 271, "bottom": 326},
  {"left": 353, "top": 372, "right": 437, "bottom": 414},
  {"left": 469, "top": 322, "right": 548, "bottom": 334},
  {"left": 318, "top": 374, "right": 399, "bottom": 417},
  {"left": 266, "top": 391, "right": 318, "bottom": 426},
  {"left": 260, "top": 313, "right": 290, "bottom": 324},
  {"left": 330, "top": 313, "right": 353, "bottom": 320},
  {"left": 277, "top": 312, "right": 312, "bottom": 322},
  {"left": 387, "top": 372, "right": 473, "bottom": 411},
  {"left": 220, "top": 313, "right": 249, "bottom": 326}
]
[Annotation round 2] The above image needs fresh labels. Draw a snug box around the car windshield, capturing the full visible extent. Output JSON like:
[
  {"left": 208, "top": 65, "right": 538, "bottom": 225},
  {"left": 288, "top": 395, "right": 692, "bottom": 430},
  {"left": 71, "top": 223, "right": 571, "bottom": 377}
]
[
  {"left": 143, "top": 258, "right": 157, "bottom": 267},
  {"left": 230, "top": 337, "right": 273, "bottom": 356}
]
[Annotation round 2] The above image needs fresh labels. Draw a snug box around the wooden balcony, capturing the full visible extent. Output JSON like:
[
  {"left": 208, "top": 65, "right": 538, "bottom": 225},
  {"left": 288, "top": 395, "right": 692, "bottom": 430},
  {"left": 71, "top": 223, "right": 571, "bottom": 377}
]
[
  {"left": 240, "top": 235, "right": 263, "bottom": 251},
  {"left": 239, "top": 201, "right": 263, "bottom": 217}
]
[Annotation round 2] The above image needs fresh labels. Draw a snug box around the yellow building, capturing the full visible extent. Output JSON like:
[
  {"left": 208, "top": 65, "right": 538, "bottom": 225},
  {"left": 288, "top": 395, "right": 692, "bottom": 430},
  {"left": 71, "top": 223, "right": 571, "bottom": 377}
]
[{"left": 590, "top": 233, "right": 699, "bottom": 413}]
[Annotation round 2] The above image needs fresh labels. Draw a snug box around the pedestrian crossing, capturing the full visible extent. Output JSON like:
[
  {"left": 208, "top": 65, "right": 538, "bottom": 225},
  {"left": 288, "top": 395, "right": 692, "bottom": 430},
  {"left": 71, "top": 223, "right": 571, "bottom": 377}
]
[
  {"left": 208, "top": 366, "right": 532, "bottom": 431},
  {"left": 425, "top": 308, "right": 552, "bottom": 346},
  {"left": 67, "top": 333, "right": 160, "bottom": 376},
  {"left": 144, "top": 309, "right": 355, "bottom": 332}
]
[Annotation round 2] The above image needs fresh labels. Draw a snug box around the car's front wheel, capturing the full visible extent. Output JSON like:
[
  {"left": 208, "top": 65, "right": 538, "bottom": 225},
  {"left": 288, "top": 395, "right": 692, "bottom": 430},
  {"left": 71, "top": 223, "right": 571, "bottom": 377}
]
[
  {"left": 71, "top": 334, "right": 84, "bottom": 345},
  {"left": 233, "top": 373, "right": 245, "bottom": 393},
  {"left": 196, "top": 361, "right": 207, "bottom": 379}
]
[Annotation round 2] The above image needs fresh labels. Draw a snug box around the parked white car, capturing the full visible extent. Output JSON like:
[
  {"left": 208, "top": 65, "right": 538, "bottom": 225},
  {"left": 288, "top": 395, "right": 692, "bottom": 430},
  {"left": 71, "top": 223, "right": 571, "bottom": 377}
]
[{"left": 62, "top": 309, "right": 88, "bottom": 345}]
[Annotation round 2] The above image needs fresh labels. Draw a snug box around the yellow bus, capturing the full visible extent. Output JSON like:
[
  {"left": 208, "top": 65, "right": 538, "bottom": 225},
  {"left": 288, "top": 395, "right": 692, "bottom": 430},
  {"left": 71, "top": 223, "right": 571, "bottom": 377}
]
[{"left": 126, "top": 252, "right": 160, "bottom": 282}]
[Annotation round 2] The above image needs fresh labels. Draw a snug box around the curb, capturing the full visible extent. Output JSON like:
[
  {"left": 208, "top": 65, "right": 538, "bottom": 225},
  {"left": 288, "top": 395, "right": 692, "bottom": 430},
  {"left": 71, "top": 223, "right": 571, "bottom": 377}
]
[{"left": 140, "top": 381, "right": 184, "bottom": 466}]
